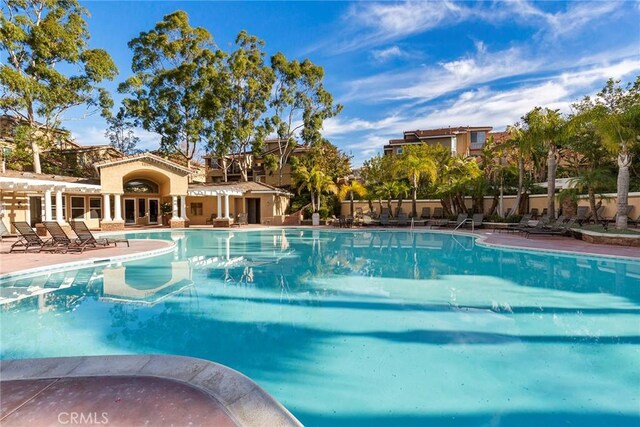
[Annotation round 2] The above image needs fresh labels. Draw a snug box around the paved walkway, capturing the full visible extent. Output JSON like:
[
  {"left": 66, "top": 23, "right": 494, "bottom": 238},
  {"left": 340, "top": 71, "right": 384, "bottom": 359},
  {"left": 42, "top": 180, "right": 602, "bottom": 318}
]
[
  {"left": 475, "top": 230, "right": 640, "bottom": 259},
  {"left": 0, "top": 239, "right": 174, "bottom": 276},
  {"left": 1, "top": 355, "right": 301, "bottom": 427},
  {"left": 1, "top": 376, "right": 237, "bottom": 426}
]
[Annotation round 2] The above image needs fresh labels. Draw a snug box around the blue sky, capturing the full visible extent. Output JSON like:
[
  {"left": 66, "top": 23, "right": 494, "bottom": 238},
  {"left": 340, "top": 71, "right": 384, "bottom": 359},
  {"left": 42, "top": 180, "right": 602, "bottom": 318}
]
[{"left": 65, "top": 1, "right": 640, "bottom": 166}]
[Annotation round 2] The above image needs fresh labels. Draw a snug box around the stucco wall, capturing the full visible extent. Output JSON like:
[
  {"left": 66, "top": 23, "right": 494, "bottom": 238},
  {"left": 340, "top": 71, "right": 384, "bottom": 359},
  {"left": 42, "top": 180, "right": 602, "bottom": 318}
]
[
  {"left": 99, "top": 160, "right": 188, "bottom": 195},
  {"left": 342, "top": 193, "right": 640, "bottom": 219},
  {"left": 185, "top": 193, "right": 290, "bottom": 225}
]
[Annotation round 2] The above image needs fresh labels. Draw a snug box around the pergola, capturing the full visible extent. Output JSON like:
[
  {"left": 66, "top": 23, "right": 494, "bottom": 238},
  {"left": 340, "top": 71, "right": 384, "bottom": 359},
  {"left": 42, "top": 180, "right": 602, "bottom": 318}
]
[
  {"left": 187, "top": 186, "right": 244, "bottom": 220},
  {"left": 0, "top": 175, "right": 101, "bottom": 223}
]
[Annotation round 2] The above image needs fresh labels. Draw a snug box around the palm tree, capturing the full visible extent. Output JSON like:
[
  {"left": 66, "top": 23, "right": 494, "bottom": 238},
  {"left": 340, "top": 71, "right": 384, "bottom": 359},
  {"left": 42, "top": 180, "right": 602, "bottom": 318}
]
[
  {"left": 310, "top": 167, "right": 338, "bottom": 213},
  {"left": 591, "top": 78, "right": 640, "bottom": 229},
  {"left": 395, "top": 144, "right": 437, "bottom": 217},
  {"left": 506, "top": 123, "right": 535, "bottom": 215},
  {"left": 338, "top": 179, "right": 367, "bottom": 216},
  {"left": 522, "top": 107, "right": 566, "bottom": 219},
  {"left": 293, "top": 165, "right": 337, "bottom": 213},
  {"left": 378, "top": 180, "right": 408, "bottom": 217}
]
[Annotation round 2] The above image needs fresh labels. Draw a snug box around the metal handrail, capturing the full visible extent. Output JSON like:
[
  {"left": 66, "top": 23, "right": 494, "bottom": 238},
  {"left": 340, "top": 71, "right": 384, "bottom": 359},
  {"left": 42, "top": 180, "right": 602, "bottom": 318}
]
[{"left": 453, "top": 218, "right": 475, "bottom": 232}]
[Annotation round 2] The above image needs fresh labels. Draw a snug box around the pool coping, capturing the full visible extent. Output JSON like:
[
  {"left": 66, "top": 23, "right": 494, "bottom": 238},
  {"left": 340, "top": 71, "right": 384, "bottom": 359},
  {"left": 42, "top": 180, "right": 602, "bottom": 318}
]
[
  {"left": 0, "top": 355, "right": 301, "bottom": 427},
  {"left": 0, "top": 239, "right": 177, "bottom": 282}
]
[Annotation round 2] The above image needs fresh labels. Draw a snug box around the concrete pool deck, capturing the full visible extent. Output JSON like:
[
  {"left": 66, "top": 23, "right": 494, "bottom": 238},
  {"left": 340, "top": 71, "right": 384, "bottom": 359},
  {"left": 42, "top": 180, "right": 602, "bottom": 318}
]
[
  {"left": 0, "top": 355, "right": 301, "bottom": 427},
  {"left": 0, "top": 238, "right": 175, "bottom": 276}
]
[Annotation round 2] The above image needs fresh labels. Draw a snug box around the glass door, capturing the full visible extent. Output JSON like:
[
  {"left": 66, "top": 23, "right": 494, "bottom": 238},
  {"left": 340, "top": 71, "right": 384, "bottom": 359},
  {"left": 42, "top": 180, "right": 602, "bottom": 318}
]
[
  {"left": 29, "top": 196, "right": 42, "bottom": 226},
  {"left": 124, "top": 198, "right": 136, "bottom": 224},
  {"left": 148, "top": 199, "right": 159, "bottom": 224}
]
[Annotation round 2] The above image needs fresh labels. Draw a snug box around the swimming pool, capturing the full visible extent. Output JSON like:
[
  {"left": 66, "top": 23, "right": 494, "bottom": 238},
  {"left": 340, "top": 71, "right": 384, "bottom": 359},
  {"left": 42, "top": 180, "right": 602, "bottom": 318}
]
[{"left": 1, "top": 229, "right": 639, "bottom": 426}]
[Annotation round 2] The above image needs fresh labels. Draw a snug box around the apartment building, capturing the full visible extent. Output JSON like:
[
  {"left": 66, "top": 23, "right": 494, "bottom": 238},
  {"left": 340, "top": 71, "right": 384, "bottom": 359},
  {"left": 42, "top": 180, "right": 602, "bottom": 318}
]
[{"left": 383, "top": 126, "right": 507, "bottom": 158}]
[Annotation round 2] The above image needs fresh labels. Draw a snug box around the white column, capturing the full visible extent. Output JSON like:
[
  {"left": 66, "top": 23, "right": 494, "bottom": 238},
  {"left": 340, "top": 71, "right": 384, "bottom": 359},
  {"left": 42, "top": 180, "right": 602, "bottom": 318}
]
[
  {"left": 180, "top": 195, "right": 188, "bottom": 221},
  {"left": 113, "top": 194, "right": 122, "bottom": 221},
  {"left": 224, "top": 193, "right": 230, "bottom": 219},
  {"left": 216, "top": 195, "right": 222, "bottom": 219},
  {"left": 44, "top": 189, "right": 53, "bottom": 221},
  {"left": 103, "top": 194, "right": 112, "bottom": 221},
  {"left": 172, "top": 195, "right": 179, "bottom": 220},
  {"left": 55, "top": 190, "right": 64, "bottom": 223}
]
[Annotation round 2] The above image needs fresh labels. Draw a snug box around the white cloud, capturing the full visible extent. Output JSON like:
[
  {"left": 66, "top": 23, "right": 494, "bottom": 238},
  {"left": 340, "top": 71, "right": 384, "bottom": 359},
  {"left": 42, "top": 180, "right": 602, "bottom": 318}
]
[
  {"left": 320, "top": 1, "right": 622, "bottom": 54},
  {"left": 330, "top": 57, "right": 640, "bottom": 166},
  {"left": 343, "top": 45, "right": 537, "bottom": 103},
  {"left": 371, "top": 46, "right": 407, "bottom": 63}
]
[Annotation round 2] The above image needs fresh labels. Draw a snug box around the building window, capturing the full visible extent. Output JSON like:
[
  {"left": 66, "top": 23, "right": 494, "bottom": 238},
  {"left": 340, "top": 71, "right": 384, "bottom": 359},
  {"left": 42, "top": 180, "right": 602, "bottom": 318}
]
[
  {"left": 89, "top": 197, "right": 102, "bottom": 219},
  {"left": 50, "top": 194, "right": 66, "bottom": 221},
  {"left": 470, "top": 131, "right": 486, "bottom": 144},
  {"left": 208, "top": 159, "right": 220, "bottom": 169},
  {"left": 124, "top": 179, "right": 159, "bottom": 193},
  {"left": 190, "top": 202, "right": 203, "bottom": 216},
  {"left": 396, "top": 147, "right": 403, "bottom": 155},
  {"left": 71, "top": 197, "right": 85, "bottom": 220}
]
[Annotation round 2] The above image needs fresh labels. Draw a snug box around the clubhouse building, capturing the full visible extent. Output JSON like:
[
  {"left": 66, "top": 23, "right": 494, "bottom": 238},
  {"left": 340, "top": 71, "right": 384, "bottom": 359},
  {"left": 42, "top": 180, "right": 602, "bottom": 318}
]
[{"left": 0, "top": 153, "right": 291, "bottom": 233}]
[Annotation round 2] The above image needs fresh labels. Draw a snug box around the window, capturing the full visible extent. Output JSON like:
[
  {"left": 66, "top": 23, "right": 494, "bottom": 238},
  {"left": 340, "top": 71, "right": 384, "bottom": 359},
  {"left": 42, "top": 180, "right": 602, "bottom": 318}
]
[
  {"left": 124, "top": 179, "right": 158, "bottom": 193},
  {"left": 470, "top": 131, "right": 486, "bottom": 144},
  {"left": 71, "top": 197, "right": 85, "bottom": 220},
  {"left": 210, "top": 159, "right": 220, "bottom": 169},
  {"left": 89, "top": 197, "right": 102, "bottom": 219},
  {"left": 190, "top": 202, "right": 203, "bottom": 216},
  {"left": 50, "top": 194, "right": 66, "bottom": 221},
  {"left": 396, "top": 147, "right": 403, "bottom": 155}
]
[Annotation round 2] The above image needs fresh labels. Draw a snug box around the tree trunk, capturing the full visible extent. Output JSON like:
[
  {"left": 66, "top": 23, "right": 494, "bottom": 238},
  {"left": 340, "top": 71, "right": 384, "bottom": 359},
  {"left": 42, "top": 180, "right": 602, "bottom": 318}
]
[
  {"left": 387, "top": 198, "right": 392, "bottom": 215},
  {"left": 310, "top": 191, "right": 316, "bottom": 212},
  {"left": 547, "top": 144, "right": 557, "bottom": 219},
  {"left": 411, "top": 187, "right": 417, "bottom": 218},
  {"left": 513, "top": 155, "right": 524, "bottom": 214},
  {"left": 368, "top": 199, "right": 374, "bottom": 213},
  {"left": 221, "top": 158, "right": 228, "bottom": 182},
  {"left": 31, "top": 140, "right": 42, "bottom": 174},
  {"left": 616, "top": 150, "right": 631, "bottom": 229},
  {"left": 441, "top": 198, "right": 452, "bottom": 216},
  {"left": 588, "top": 186, "right": 598, "bottom": 222},
  {"left": 488, "top": 195, "right": 499, "bottom": 215},
  {"left": 396, "top": 196, "right": 403, "bottom": 217},
  {"left": 350, "top": 192, "right": 354, "bottom": 216}
]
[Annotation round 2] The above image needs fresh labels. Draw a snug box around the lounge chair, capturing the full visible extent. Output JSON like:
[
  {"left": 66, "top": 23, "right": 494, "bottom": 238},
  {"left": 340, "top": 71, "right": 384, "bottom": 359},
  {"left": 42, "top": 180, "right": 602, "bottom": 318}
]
[
  {"left": 629, "top": 214, "right": 640, "bottom": 228},
  {"left": 43, "top": 221, "right": 89, "bottom": 253},
  {"left": 432, "top": 207, "right": 444, "bottom": 219},
  {"left": 600, "top": 206, "right": 634, "bottom": 227},
  {"left": 232, "top": 213, "right": 248, "bottom": 227},
  {"left": 525, "top": 218, "right": 576, "bottom": 238},
  {"left": 397, "top": 213, "right": 409, "bottom": 226},
  {"left": 394, "top": 207, "right": 404, "bottom": 218},
  {"left": 362, "top": 215, "right": 379, "bottom": 226},
  {"left": 468, "top": 213, "right": 484, "bottom": 229},
  {"left": 529, "top": 208, "right": 539, "bottom": 219},
  {"left": 420, "top": 207, "right": 431, "bottom": 220},
  {"left": 380, "top": 213, "right": 390, "bottom": 226},
  {"left": 0, "top": 220, "right": 13, "bottom": 242},
  {"left": 10, "top": 222, "right": 51, "bottom": 253},
  {"left": 450, "top": 213, "right": 469, "bottom": 228},
  {"left": 501, "top": 214, "right": 531, "bottom": 233},
  {"left": 71, "top": 221, "right": 130, "bottom": 247},
  {"left": 380, "top": 207, "right": 390, "bottom": 217}
]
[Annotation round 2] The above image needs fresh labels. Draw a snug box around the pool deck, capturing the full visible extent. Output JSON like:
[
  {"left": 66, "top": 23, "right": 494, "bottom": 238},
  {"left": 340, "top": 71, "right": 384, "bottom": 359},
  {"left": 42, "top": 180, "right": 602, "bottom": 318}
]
[
  {"left": 0, "top": 238, "right": 175, "bottom": 276},
  {"left": 0, "top": 355, "right": 301, "bottom": 427}
]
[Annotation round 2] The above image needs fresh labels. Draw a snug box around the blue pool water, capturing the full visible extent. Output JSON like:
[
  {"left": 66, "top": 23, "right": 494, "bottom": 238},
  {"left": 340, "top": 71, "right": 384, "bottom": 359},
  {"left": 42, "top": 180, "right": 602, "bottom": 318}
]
[{"left": 1, "top": 229, "right": 639, "bottom": 426}]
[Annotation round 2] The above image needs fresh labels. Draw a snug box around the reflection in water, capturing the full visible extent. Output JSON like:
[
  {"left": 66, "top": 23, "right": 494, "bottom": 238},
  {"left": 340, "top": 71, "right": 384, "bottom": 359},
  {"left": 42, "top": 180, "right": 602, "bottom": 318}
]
[{"left": 1, "top": 229, "right": 639, "bottom": 427}]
